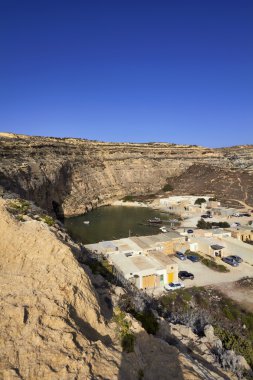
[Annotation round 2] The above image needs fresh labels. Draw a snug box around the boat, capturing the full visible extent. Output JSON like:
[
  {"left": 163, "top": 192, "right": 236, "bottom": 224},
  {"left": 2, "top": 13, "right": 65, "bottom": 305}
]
[
  {"left": 83, "top": 221, "right": 90, "bottom": 225},
  {"left": 159, "top": 226, "right": 167, "bottom": 233},
  {"left": 147, "top": 217, "right": 162, "bottom": 224}
]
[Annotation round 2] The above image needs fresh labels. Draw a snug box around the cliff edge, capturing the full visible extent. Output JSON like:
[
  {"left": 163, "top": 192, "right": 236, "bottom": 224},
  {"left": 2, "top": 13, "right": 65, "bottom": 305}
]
[
  {"left": 0, "top": 198, "right": 122, "bottom": 379},
  {"left": 0, "top": 133, "right": 252, "bottom": 217}
]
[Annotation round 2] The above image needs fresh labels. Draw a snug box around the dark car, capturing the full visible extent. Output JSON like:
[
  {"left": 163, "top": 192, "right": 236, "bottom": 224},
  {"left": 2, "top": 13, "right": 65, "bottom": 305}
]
[
  {"left": 187, "top": 229, "right": 194, "bottom": 234},
  {"left": 201, "top": 215, "right": 209, "bottom": 218},
  {"left": 179, "top": 271, "right": 194, "bottom": 280},
  {"left": 222, "top": 257, "right": 239, "bottom": 267},
  {"left": 229, "top": 255, "right": 243, "bottom": 263},
  {"left": 175, "top": 251, "right": 187, "bottom": 261},
  {"left": 242, "top": 213, "right": 251, "bottom": 217},
  {"left": 187, "top": 255, "right": 200, "bottom": 263}
]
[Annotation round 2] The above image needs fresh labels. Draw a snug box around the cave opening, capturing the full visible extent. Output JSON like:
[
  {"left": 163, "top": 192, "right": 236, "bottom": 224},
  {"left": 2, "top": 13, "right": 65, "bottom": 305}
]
[{"left": 52, "top": 200, "right": 64, "bottom": 222}]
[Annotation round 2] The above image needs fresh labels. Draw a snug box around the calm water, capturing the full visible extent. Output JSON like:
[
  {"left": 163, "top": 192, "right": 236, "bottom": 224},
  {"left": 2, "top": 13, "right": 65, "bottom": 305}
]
[{"left": 64, "top": 206, "right": 176, "bottom": 244}]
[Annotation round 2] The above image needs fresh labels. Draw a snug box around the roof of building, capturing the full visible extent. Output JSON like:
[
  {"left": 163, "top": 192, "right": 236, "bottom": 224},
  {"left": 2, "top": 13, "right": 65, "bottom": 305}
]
[
  {"left": 210, "top": 244, "right": 224, "bottom": 250},
  {"left": 109, "top": 252, "right": 165, "bottom": 276},
  {"left": 148, "top": 250, "right": 176, "bottom": 267},
  {"left": 130, "top": 232, "right": 181, "bottom": 250}
]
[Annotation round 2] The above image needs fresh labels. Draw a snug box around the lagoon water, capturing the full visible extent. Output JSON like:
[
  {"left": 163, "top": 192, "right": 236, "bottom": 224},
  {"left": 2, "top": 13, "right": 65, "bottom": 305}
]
[{"left": 64, "top": 206, "right": 175, "bottom": 244}]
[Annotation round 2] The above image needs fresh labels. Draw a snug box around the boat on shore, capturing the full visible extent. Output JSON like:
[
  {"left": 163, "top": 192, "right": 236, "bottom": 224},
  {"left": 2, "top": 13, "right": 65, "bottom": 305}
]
[{"left": 147, "top": 217, "right": 162, "bottom": 224}]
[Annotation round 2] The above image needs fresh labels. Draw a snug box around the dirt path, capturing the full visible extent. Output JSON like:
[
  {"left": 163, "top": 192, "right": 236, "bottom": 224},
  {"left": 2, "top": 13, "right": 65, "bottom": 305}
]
[
  {"left": 229, "top": 198, "right": 253, "bottom": 209},
  {"left": 212, "top": 282, "right": 253, "bottom": 313}
]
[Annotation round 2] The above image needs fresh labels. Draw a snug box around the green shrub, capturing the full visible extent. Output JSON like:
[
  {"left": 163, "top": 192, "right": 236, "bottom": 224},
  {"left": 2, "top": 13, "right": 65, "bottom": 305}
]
[
  {"left": 40, "top": 215, "right": 55, "bottom": 226},
  {"left": 194, "top": 198, "right": 206, "bottom": 205},
  {"left": 121, "top": 333, "right": 135, "bottom": 353},
  {"left": 162, "top": 183, "right": 173, "bottom": 192},
  {"left": 202, "top": 258, "right": 229, "bottom": 272},
  {"left": 214, "top": 327, "right": 253, "bottom": 368},
  {"left": 131, "top": 310, "right": 159, "bottom": 335},
  {"left": 122, "top": 195, "right": 135, "bottom": 202},
  {"left": 197, "top": 219, "right": 212, "bottom": 229},
  {"left": 197, "top": 219, "right": 231, "bottom": 229},
  {"left": 9, "top": 199, "right": 30, "bottom": 213},
  {"left": 113, "top": 308, "right": 135, "bottom": 352}
]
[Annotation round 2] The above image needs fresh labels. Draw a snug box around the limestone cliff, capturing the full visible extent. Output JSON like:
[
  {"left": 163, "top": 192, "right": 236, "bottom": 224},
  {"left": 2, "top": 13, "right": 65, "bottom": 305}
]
[
  {"left": 0, "top": 198, "right": 233, "bottom": 380},
  {"left": 0, "top": 133, "right": 253, "bottom": 217}
]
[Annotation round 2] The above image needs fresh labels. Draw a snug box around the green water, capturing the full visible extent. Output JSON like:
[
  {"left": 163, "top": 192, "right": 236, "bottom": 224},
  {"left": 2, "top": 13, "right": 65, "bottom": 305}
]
[{"left": 64, "top": 206, "right": 175, "bottom": 244}]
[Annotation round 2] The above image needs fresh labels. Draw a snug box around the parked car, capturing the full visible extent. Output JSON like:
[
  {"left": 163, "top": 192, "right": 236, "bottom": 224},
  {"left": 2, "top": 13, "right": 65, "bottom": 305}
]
[
  {"left": 187, "top": 254, "right": 201, "bottom": 263},
  {"left": 175, "top": 251, "right": 187, "bottom": 261},
  {"left": 179, "top": 271, "right": 194, "bottom": 280},
  {"left": 187, "top": 229, "right": 194, "bottom": 234},
  {"left": 242, "top": 213, "right": 251, "bottom": 217},
  {"left": 222, "top": 257, "right": 239, "bottom": 267},
  {"left": 229, "top": 255, "right": 243, "bottom": 263},
  {"left": 164, "top": 282, "right": 185, "bottom": 291},
  {"left": 201, "top": 215, "right": 209, "bottom": 218}
]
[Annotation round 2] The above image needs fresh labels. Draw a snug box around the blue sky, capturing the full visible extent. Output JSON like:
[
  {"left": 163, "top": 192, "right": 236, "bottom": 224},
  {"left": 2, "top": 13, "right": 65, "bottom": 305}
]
[{"left": 0, "top": 0, "right": 252, "bottom": 147}]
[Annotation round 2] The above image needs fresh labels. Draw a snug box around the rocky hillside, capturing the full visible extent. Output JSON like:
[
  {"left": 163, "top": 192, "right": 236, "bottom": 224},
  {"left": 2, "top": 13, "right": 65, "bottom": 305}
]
[
  {"left": 1, "top": 198, "right": 237, "bottom": 380},
  {"left": 0, "top": 133, "right": 252, "bottom": 217}
]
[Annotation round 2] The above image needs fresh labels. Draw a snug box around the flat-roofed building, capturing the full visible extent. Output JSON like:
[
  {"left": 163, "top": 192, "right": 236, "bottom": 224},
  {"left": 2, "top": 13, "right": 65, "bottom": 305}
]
[
  {"left": 226, "top": 227, "right": 253, "bottom": 242},
  {"left": 108, "top": 250, "right": 178, "bottom": 289},
  {"left": 130, "top": 232, "right": 185, "bottom": 255}
]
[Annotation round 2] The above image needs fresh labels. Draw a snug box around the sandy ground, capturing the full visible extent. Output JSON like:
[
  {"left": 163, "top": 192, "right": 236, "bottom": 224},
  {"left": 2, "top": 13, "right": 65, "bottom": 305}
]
[
  {"left": 181, "top": 214, "right": 253, "bottom": 228},
  {"left": 212, "top": 282, "right": 253, "bottom": 313},
  {"left": 111, "top": 200, "right": 149, "bottom": 207}
]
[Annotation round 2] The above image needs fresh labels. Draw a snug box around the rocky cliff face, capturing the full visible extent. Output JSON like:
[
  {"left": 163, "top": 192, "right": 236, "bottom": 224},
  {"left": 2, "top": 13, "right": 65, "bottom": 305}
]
[
  {"left": 0, "top": 133, "right": 253, "bottom": 217},
  {"left": 0, "top": 198, "right": 235, "bottom": 380}
]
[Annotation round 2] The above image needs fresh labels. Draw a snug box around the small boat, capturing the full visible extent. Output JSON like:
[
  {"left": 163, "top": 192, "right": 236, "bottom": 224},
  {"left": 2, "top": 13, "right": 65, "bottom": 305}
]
[
  {"left": 83, "top": 221, "right": 90, "bottom": 225},
  {"left": 147, "top": 217, "right": 162, "bottom": 224},
  {"left": 159, "top": 226, "right": 167, "bottom": 233}
]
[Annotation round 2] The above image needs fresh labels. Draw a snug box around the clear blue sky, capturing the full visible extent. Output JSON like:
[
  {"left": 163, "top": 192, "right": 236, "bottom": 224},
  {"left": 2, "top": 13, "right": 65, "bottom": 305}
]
[{"left": 0, "top": 0, "right": 252, "bottom": 147}]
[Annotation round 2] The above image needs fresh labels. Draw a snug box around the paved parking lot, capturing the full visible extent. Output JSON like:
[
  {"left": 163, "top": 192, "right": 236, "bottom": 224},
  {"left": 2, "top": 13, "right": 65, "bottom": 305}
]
[
  {"left": 148, "top": 256, "right": 253, "bottom": 297},
  {"left": 174, "top": 256, "right": 253, "bottom": 288}
]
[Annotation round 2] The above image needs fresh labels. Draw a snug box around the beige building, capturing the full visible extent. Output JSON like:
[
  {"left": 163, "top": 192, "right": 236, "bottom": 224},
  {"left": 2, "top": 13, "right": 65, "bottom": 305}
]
[
  {"left": 85, "top": 233, "right": 180, "bottom": 289},
  {"left": 108, "top": 250, "right": 178, "bottom": 289},
  {"left": 226, "top": 227, "right": 253, "bottom": 242}
]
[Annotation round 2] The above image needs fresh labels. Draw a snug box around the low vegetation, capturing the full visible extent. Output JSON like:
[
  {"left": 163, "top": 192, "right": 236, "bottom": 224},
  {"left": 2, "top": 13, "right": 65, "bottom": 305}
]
[
  {"left": 85, "top": 257, "right": 114, "bottom": 282},
  {"left": 237, "top": 277, "right": 253, "bottom": 288},
  {"left": 8, "top": 199, "right": 30, "bottom": 214},
  {"left": 162, "top": 183, "right": 173, "bottom": 192},
  {"left": 113, "top": 307, "right": 135, "bottom": 353},
  {"left": 122, "top": 195, "right": 135, "bottom": 202},
  {"left": 197, "top": 219, "right": 230, "bottom": 229},
  {"left": 201, "top": 258, "right": 229, "bottom": 272},
  {"left": 40, "top": 214, "right": 55, "bottom": 226},
  {"left": 194, "top": 198, "right": 206, "bottom": 205},
  {"left": 130, "top": 309, "right": 159, "bottom": 335},
  {"left": 159, "top": 287, "right": 253, "bottom": 370},
  {"left": 185, "top": 250, "right": 229, "bottom": 272}
]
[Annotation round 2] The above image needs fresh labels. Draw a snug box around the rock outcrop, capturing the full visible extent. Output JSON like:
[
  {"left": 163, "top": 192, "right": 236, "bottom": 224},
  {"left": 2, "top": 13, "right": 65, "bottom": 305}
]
[
  {"left": 0, "top": 198, "right": 122, "bottom": 380},
  {"left": 0, "top": 133, "right": 253, "bottom": 217},
  {"left": 0, "top": 198, "right": 235, "bottom": 379}
]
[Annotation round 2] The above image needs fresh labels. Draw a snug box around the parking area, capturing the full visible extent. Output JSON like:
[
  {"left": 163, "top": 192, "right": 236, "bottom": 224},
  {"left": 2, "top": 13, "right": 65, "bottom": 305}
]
[
  {"left": 147, "top": 256, "right": 253, "bottom": 297},
  {"left": 174, "top": 256, "right": 253, "bottom": 288}
]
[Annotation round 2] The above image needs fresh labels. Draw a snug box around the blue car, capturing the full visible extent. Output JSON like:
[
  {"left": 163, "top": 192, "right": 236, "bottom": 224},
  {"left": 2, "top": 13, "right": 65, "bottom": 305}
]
[
  {"left": 175, "top": 251, "right": 187, "bottom": 261},
  {"left": 187, "top": 255, "right": 200, "bottom": 263},
  {"left": 222, "top": 257, "right": 239, "bottom": 267}
]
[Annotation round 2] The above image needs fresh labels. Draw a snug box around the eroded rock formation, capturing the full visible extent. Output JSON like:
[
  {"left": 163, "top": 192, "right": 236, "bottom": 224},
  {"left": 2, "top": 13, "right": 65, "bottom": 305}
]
[
  {"left": 0, "top": 198, "right": 234, "bottom": 379},
  {"left": 0, "top": 133, "right": 252, "bottom": 217}
]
